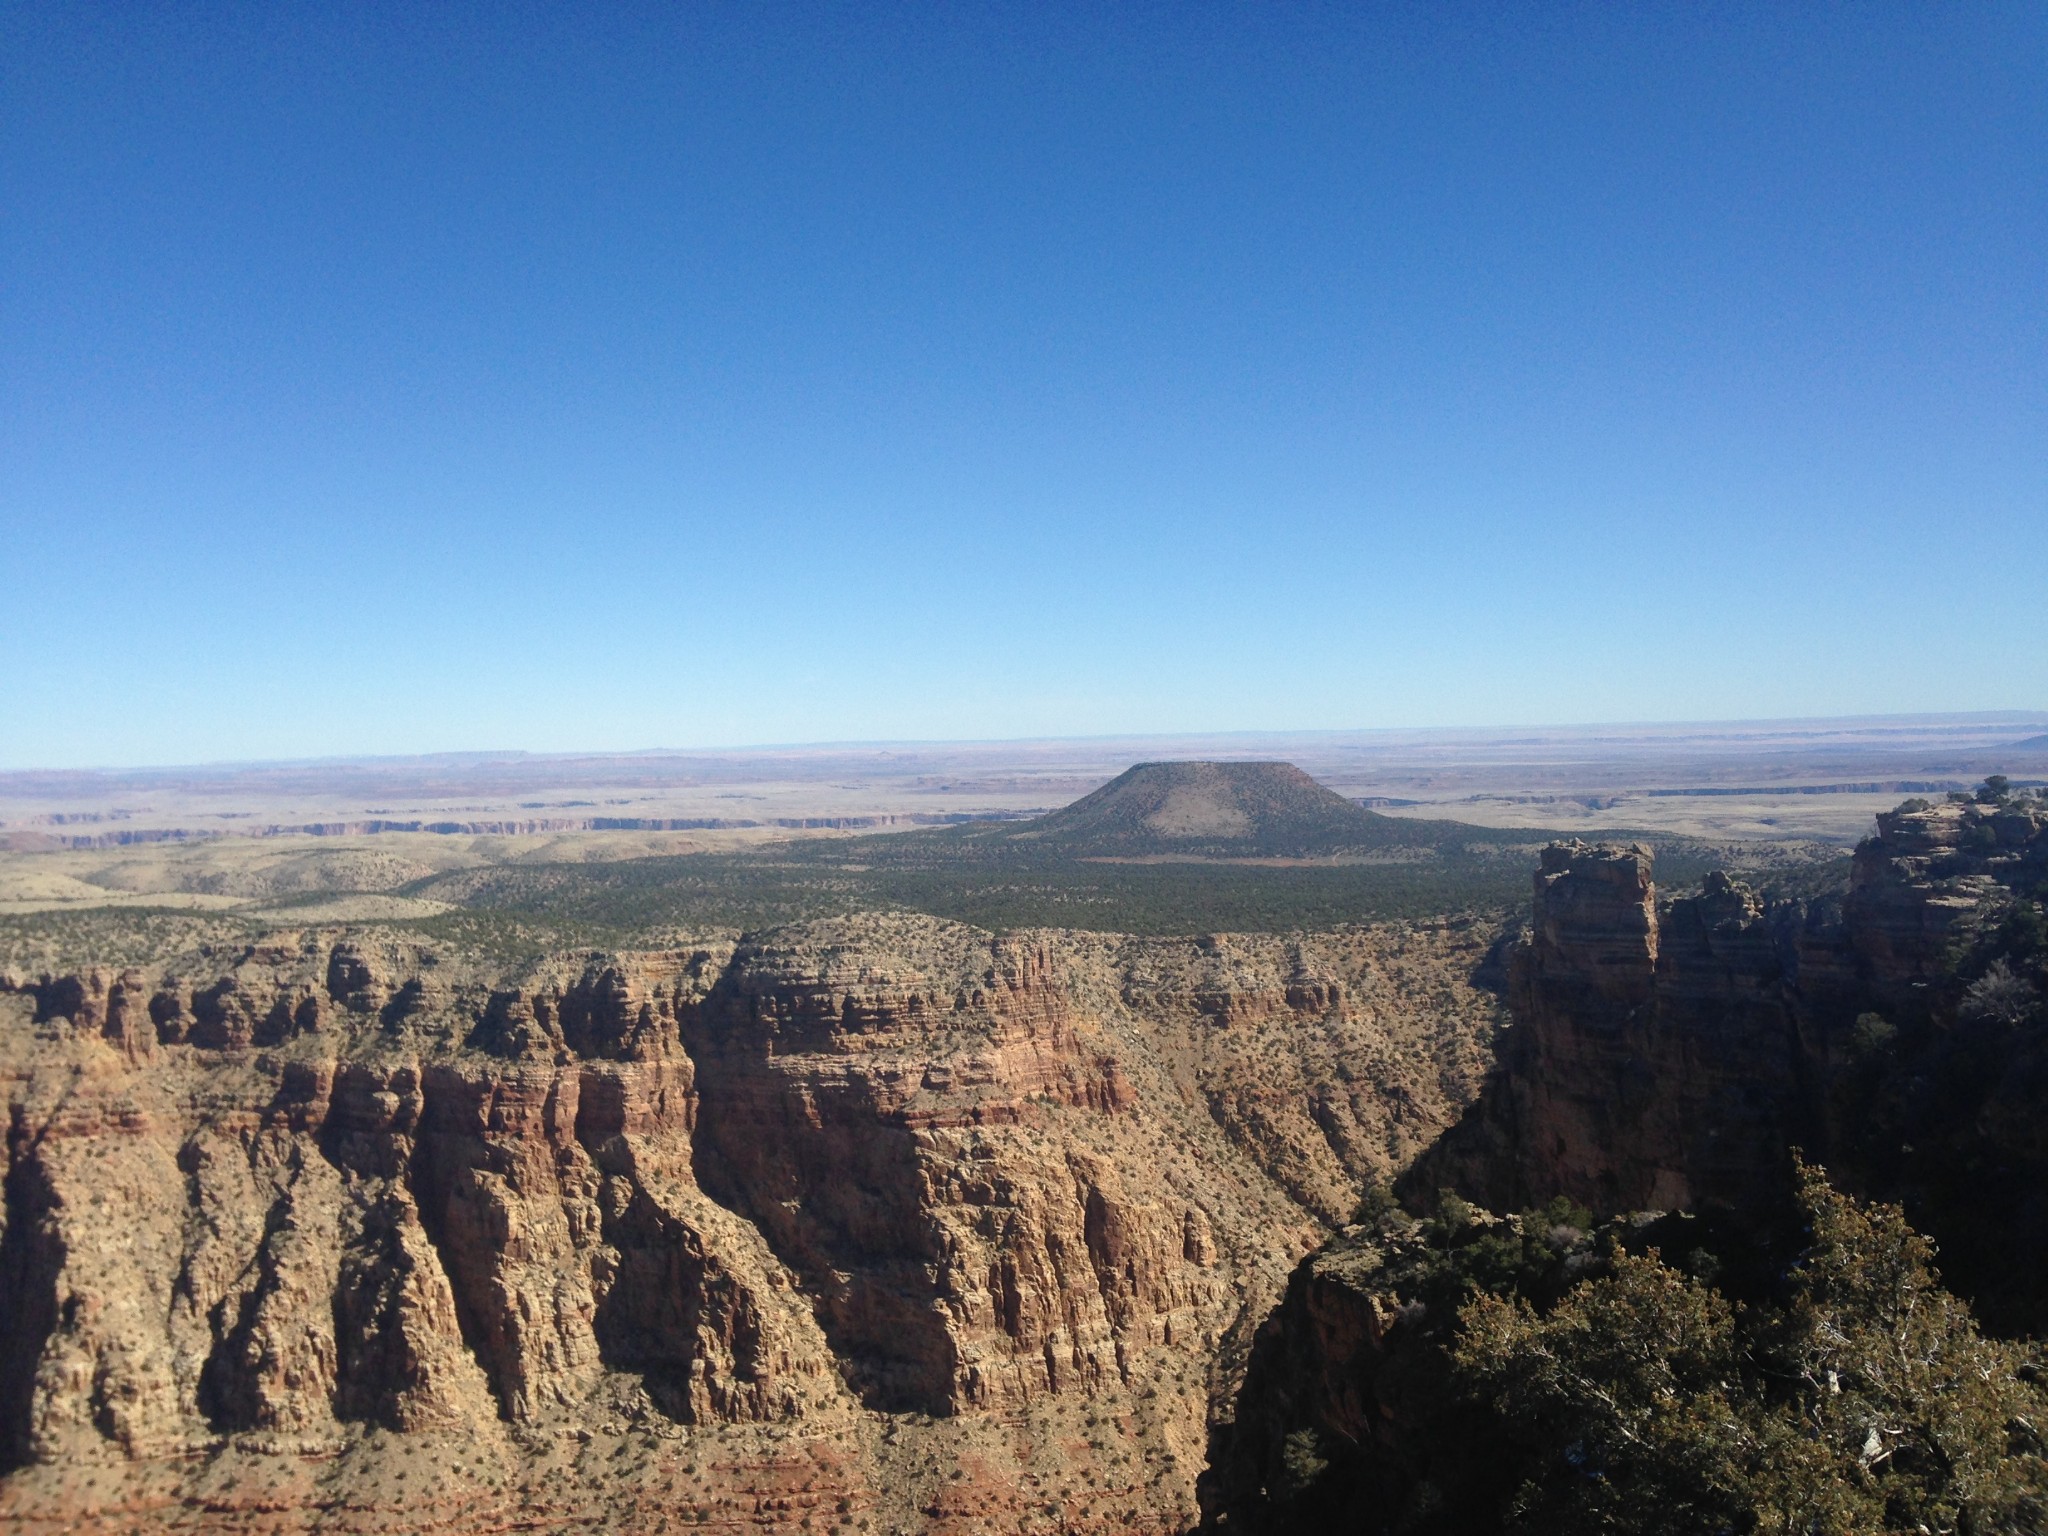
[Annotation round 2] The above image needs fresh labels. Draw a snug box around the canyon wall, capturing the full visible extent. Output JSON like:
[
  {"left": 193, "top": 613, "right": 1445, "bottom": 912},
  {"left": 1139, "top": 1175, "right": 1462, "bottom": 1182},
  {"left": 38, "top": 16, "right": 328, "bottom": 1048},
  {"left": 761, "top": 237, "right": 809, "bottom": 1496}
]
[
  {"left": 1402, "top": 795, "right": 2048, "bottom": 1225},
  {"left": 0, "top": 911, "right": 1504, "bottom": 1534},
  {"left": 1201, "top": 794, "right": 2048, "bottom": 1531}
]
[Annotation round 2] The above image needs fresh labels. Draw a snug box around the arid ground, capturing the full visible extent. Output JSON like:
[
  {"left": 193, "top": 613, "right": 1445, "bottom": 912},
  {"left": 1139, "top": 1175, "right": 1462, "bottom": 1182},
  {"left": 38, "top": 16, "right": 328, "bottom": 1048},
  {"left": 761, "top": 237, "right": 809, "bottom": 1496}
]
[{"left": 4, "top": 715, "right": 2041, "bottom": 919}]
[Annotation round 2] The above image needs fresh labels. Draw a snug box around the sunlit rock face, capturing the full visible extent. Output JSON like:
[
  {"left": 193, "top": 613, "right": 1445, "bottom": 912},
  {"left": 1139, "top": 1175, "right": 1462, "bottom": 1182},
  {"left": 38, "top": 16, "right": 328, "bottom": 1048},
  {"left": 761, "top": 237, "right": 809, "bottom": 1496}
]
[{"left": 0, "top": 910, "right": 1505, "bottom": 1533}]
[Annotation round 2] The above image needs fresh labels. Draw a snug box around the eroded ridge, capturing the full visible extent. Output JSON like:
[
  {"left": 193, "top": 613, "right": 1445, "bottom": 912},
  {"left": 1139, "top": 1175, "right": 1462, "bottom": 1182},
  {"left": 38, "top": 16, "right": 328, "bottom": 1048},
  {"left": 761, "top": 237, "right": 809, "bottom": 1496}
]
[
  {"left": 0, "top": 911, "right": 1504, "bottom": 1533},
  {"left": 1405, "top": 795, "right": 2048, "bottom": 1230}
]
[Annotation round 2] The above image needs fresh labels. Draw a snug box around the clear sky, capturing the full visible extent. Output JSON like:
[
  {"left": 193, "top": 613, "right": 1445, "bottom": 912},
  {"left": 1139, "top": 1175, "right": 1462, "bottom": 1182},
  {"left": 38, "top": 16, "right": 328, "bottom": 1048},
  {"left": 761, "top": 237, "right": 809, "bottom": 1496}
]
[{"left": 3, "top": 3, "right": 2043, "bottom": 769}]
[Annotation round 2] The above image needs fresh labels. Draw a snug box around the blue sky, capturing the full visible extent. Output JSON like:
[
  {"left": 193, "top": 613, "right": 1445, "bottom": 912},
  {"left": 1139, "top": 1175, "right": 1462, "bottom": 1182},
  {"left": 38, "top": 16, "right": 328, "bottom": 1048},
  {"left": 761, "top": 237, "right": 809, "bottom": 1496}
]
[{"left": 3, "top": 3, "right": 2043, "bottom": 768}]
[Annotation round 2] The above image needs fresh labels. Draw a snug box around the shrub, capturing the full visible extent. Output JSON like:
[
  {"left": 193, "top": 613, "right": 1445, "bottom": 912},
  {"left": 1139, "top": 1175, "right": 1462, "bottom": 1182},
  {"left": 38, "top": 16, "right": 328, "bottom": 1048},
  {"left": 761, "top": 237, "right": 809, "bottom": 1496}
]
[{"left": 1447, "top": 1166, "right": 2048, "bottom": 1535}]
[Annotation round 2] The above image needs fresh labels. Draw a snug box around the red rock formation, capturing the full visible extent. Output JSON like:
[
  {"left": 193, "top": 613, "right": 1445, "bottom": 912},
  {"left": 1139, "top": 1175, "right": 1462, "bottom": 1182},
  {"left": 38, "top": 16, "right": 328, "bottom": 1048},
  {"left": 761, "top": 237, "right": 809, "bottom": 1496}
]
[
  {"left": 0, "top": 911, "right": 1507, "bottom": 1532},
  {"left": 685, "top": 917, "right": 1217, "bottom": 1415},
  {"left": 1403, "top": 842, "right": 1826, "bottom": 1213},
  {"left": 1405, "top": 798, "right": 2048, "bottom": 1222}
]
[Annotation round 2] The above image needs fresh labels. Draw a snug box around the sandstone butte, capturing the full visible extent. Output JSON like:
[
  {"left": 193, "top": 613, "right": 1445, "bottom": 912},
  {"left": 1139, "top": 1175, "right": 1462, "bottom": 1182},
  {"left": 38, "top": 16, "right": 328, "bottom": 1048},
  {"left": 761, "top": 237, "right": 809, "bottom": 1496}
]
[{"left": 0, "top": 904, "right": 1506, "bottom": 1534}]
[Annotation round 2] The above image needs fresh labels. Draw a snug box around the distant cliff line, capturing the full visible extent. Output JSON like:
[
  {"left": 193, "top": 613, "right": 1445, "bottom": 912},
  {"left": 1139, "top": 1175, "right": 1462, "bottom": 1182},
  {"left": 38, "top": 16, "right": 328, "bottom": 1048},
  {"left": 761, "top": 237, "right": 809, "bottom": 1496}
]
[{"left": 1, "top": 810, "right": 1042, "bottom": 850}]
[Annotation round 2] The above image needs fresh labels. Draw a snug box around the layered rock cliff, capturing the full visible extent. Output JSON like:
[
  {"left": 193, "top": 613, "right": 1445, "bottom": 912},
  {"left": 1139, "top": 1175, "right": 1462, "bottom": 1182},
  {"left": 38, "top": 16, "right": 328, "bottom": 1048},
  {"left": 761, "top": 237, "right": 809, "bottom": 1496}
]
[
  {"left": 1201, "top": 791, "right": 2048, "bottom": 1532},
  {"left": 1399, "top": 842, "right": 1824, "bottom": 1215},
  {"left": 1402, "top": 793, "right": 2048, "bottom": 1296},
  {"left": 0, "top": 910, "right": 1506, "bottom": 1533}
]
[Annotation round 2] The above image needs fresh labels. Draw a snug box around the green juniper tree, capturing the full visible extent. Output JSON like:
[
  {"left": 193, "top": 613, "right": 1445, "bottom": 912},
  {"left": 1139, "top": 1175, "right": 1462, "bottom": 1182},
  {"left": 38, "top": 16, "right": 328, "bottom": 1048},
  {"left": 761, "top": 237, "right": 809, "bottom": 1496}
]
[{"left": 1448, "top": 1166, "right": 2048, "bottom": 1535}]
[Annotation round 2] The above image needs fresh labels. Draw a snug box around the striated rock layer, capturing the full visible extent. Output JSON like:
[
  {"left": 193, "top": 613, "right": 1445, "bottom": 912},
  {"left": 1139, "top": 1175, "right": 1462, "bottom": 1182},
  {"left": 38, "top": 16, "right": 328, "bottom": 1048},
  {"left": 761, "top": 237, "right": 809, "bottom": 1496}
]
[
  {"left": 0, "top": 911, "right": 1505, "bottom": 1533},
  {"left": 1404, "top": 794, "right": 2048, "bottom": 1314},
  {"left": 1203, "top": 792, "right": 2048, "bottom": 1533},
  {"left": 1401, "top": 841, "right": 1821, "bottom": 1214}
]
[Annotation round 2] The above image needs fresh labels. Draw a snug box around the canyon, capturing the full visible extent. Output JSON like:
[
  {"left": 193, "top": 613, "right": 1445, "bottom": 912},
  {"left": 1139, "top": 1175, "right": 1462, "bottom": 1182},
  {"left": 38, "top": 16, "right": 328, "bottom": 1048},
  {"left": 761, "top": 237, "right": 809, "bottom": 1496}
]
[
  {"left": 0, "top": 906, "right": 1504, "bottom": 1533},
  {"left": 11, "top": 756, "right": 2042, "bottom": 1534}
]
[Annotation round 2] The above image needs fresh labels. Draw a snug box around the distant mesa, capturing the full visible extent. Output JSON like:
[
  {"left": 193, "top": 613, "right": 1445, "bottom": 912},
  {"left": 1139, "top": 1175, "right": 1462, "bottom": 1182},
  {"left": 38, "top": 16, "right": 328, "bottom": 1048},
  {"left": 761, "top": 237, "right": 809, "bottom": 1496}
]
[
  {"left": 1005, "top": 760, "right": 1447, "bottom": 858},
  {"left": 2010, "top": 733, "right": 2048, "bottom": 750}
]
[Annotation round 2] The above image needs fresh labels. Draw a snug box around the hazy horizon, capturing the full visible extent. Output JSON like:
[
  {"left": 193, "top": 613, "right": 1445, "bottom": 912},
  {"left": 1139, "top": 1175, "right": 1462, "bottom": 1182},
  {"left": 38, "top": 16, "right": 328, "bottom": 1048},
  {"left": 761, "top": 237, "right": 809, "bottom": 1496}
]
[{"left": 4, "top": 707, "right": 2045, "bottom": 779}]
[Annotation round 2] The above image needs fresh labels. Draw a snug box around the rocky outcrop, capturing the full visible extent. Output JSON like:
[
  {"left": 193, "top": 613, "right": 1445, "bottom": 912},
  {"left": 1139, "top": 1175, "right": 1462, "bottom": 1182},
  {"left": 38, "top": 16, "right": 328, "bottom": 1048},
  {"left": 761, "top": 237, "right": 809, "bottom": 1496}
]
[
  {"left": 1404, "top": 793, "right": 2048, "bottom": 1316},
  {"left": 1403, "top": 845, "right": 1820, "bottom": 1214},
  {"left": 1115, "top": 924, "right": 1500, "bottom": 1226},
  {"left": 0, "top": 911, "right": 1507, "bottom": 1533},
  {"left": 1198, "top": 791, "right": 2048, "bottom": 1535},
  {"left": 1843, "top": 795, "right": 2047, "bottom": 993},
  {"left": 1196, "top": 1217, "right": 1462, "bottom": 1536},
  {"left": 0, "top": 949, "right": 838, "bottom": 1468}
]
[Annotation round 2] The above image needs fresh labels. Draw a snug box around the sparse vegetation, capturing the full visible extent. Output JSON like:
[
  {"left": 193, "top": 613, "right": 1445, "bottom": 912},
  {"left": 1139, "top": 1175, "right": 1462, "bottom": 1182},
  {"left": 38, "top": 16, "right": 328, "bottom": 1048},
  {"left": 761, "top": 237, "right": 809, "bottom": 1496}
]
[
  {"left": 393, "top": 848, "right": 1539, "bottom": 939},
  {"left": 1218, "top": 1170, "right": 2048, "bottom": 1534}
]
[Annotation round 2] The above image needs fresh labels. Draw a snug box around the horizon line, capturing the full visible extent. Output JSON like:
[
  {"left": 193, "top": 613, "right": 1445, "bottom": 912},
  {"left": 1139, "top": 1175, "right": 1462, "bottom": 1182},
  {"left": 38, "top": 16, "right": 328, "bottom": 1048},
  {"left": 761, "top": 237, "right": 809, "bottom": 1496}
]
[{"left": 4, "top": 707, "right": 2045, "bottom": 779}]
